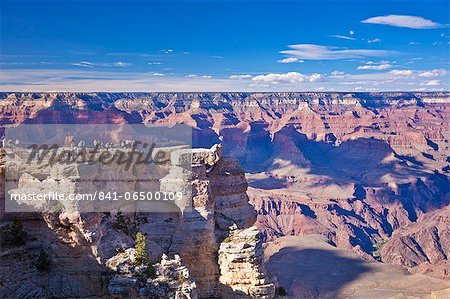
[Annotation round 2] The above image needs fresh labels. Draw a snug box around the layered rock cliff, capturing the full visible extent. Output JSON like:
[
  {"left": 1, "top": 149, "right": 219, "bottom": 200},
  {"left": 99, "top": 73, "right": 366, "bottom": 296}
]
[
  {"left": 1, "top": 92, "right": 449, "bottom": 285},
  {"left": 0, "top": 143, "right": 276, "bottom": 298},
  {"left": 379, "top": 205, "right": 450, "bottom": 279}
]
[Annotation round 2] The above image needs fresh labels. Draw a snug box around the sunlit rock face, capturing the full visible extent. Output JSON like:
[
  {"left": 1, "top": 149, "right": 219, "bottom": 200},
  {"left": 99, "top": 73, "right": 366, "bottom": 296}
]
[
  {"left": 218, "top": 226, "right": 276, "bottom": 299},
  {"left": 379, "top": 205, "right": 450, "bottom": 279},
  {"left": 0, "top": 144, "right": 274, "bottom": 298}
]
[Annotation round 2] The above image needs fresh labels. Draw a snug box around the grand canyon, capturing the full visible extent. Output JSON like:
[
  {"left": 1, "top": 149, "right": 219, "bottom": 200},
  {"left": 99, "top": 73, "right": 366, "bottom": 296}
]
[{"left": 0, "top": 92, "right": 449, "bottom": 298}]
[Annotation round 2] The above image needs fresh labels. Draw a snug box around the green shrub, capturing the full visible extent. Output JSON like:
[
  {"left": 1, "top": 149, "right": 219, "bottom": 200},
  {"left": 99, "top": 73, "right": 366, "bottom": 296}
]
[
  {"left": 276, "top": 286, "right": 287, "bottom": 296},
  {"left": 373, "top": 240, "right": 387, "bottom": 260},
  {"left": 36, "top": 249, "right": 50, "bottom": 272},
  {"left": 114, "top": 244, "right": 125, "bottom": 254},
  {"left": 177, "top": 272, "right": 186, "bottom": 282},
  {"left": 145, "top": 263, "right": 155, "bottom": 278},
  {"left": 113, "top": 211, "right": 136, "bottom": 236},
  {"left": 134, "top": 232, "right": 149, "bottom": 265},
  {"left": 374, "top": 240, "right": 386, "bottom": 251},
  {"left": 1, "top": 218, "right": 26, "bottom": 247}
]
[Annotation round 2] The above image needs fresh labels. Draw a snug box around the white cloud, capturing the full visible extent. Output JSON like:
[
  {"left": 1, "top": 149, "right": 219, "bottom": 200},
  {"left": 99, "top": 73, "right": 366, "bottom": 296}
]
[
  {"left": 419, "top": 69, "right": 447, "bottom": 78},
  {"left": 349, "top": 30, "right": 355, "bottom": 35},
  {"left": 162, "top": 49, "right": 174, "bottom": 54},
  {"left": 71, "top": 61, "right": 95, "bottom": 68},
  {"left": 389, "top": 69, "right": 414, "bottom": 76},
  {"left": 367, "top": 38, "right": 381, "bottom": 43},
  {"left": 277, "top": 57, "right": 304, "bottom": 63},
  {"left": 1, "top": 68, "right": 447, "bottom": 92},
  {"left": 113, "top": 62, "right": 131, "bottom": 67},
  {"left": 357, "top": 63, "right": 392, "bottom": 70},
  {"left": 329, "top": 35, "right": 356, "bottom": 40},
  {"left": 148, "top": 62, "right": 162, "bottom": 65},
  {"left": 229, "top": 74, "right": 253, "bottom": 79},
  {"left": 362, "top": 15, "right": 442, "bottom": 29},
  {"left": 71, "top": 61, "right": 131, "bottom": 68},
  {"left": 409, "top": 42, "right": 420, "bottom": 45},
  {"left": 420, "top": 80, "right": 440, "bottom": 86},
  {"left": 280, "top": 44, "right": 394, "bottom": 60},
  {"left": 185, "top": 74, "right": 212, "bottom": 78},
  {"left": 252, "top": 72, "right": 323, "bottom": 85},
  {"left": 330, "top": 71, "right": 345, "bottom": 77}
]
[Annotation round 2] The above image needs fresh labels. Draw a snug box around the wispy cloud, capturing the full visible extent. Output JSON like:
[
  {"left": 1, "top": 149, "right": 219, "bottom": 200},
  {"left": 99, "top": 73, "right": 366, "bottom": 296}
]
[
  {"left": 329, "top": 35, "right": 356, "bottom": 41},
  {"left": 1, "top": 68, "right": 447, "bottom": 92},
  {"left": 277, "top": 57, "right": 304, "bottom": 63},
  {"left": 357, "top": 62, "right": 392, "bottom": 70},
  {"left": 330, "top": 71, "right": 346, "bottom": 77},
  {"left": 389, "top": 69, "right": 414, "bottom": 76},
  {"left": 362, "top": 15, "right": 442, "bottom": 29},
  {"left": 251, "top": 72, "right": 323, "bottom": 85},
  {"left": 71, "top": 61, "right": 95, "bottom": 68},
  {"left": 113, "top": 62, "right": 131, "bottom": 67},
  {"left": 185, "top": 74, "right": 212, "bottom": 78},
  {"left": 148, "top": 62, "right": 162, "bottom": 65},
  {"left": 367, "top": 38, "right": 381, "bottom": 44},
  {"left": 409, "top": 42, "right": 420, "bottom": 45},
  {"left": 71, "top": 61, "right": 131, "bottom": 68},
  {"left": 280, "top": 44, "right": 394, "bottom": 60},
  {"left": 418, "top": 69, "right": 447, "bottom": 78},
  {"left": 420, "top": 80, "right": 440, "bottom": 86},
  {"left": 0, "top": 61, "right": 53, "bottom": 66},
  {"left": 229, "top": 74, "right": 253, "bottom": 79}
]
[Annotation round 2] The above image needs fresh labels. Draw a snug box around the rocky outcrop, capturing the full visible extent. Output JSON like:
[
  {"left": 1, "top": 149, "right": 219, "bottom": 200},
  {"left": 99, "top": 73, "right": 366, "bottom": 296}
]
[
  {"left": 159, "top": 146, "right": 272, "bottom": 298},
  {"left": 219, "top": 227, "right": 276, "bottom": 298},
  {"left": 106, "top": 250, "right": 198, "bottom": 299},
  {"left": 0, "top": 144, "right": 275, "bottom": 298},
  {"left": 379, "top": 205, "right": 450, "bottom": 279}
]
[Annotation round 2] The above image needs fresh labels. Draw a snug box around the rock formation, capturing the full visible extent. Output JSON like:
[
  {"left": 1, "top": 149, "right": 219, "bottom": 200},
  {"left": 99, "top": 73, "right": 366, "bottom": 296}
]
[
  {"left": 0, "top": 142, "right": 276, "bottom": 298},
  {"left": 106, "top": 250, "right": 198, "bottom": 299},
  {"left": 218, "top": 227, "right": 276, "bottom": 298},
  {"left": 379, "top": 205, "right": 450, "bottom": 279},
  {"left": 1, "top": 91, "right": 449, "bottom": 297}
]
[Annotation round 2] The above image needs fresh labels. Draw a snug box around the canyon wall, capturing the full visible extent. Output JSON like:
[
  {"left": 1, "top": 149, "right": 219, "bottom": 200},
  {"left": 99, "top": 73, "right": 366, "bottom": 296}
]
[{"left": 1, "top": 91, "right": 449, "bottom": 288}]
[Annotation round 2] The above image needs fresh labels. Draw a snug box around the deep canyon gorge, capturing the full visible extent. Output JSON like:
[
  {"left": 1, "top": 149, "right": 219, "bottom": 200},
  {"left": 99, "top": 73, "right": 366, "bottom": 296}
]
[{"left": 0, "top": 92, "right": 449, "bottom": 298}]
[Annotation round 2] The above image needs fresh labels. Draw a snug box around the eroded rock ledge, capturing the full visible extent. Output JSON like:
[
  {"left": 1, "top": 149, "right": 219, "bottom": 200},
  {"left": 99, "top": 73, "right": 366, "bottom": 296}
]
[{"left": 0, "top": 145, "right": 276, "bottom": 298}]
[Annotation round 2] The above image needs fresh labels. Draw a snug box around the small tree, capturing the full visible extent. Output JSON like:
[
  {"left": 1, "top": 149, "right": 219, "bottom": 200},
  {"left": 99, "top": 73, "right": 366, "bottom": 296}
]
[
  {"left": 145, "top": 263, "right": 155, "bottom": 278},
  {"left": 276, "top": 286, "right": 287, "bottom": 296},
  {"left": 36, "top": 249, "right": 50, "bottom": 272},
  {"left": 134, "top": 232, "right": 149, "bottom": 265},
  {"left": 11, "top": 218, "right": 23, "bottom": 234},
  {"left": 114, "top": 211, "right": 126, "bottom": 229},
  {"left": 114, "top": 211, "right": 135, "bottom": 236},
  {"left": 2, "top": 218, "right": 26, "bottom": 246}
]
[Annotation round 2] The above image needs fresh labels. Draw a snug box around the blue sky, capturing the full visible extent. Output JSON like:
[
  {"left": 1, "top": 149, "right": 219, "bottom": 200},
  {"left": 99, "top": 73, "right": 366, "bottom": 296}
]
[{"left": 1, "top": 0, "right": 449, "bottom": 91}]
